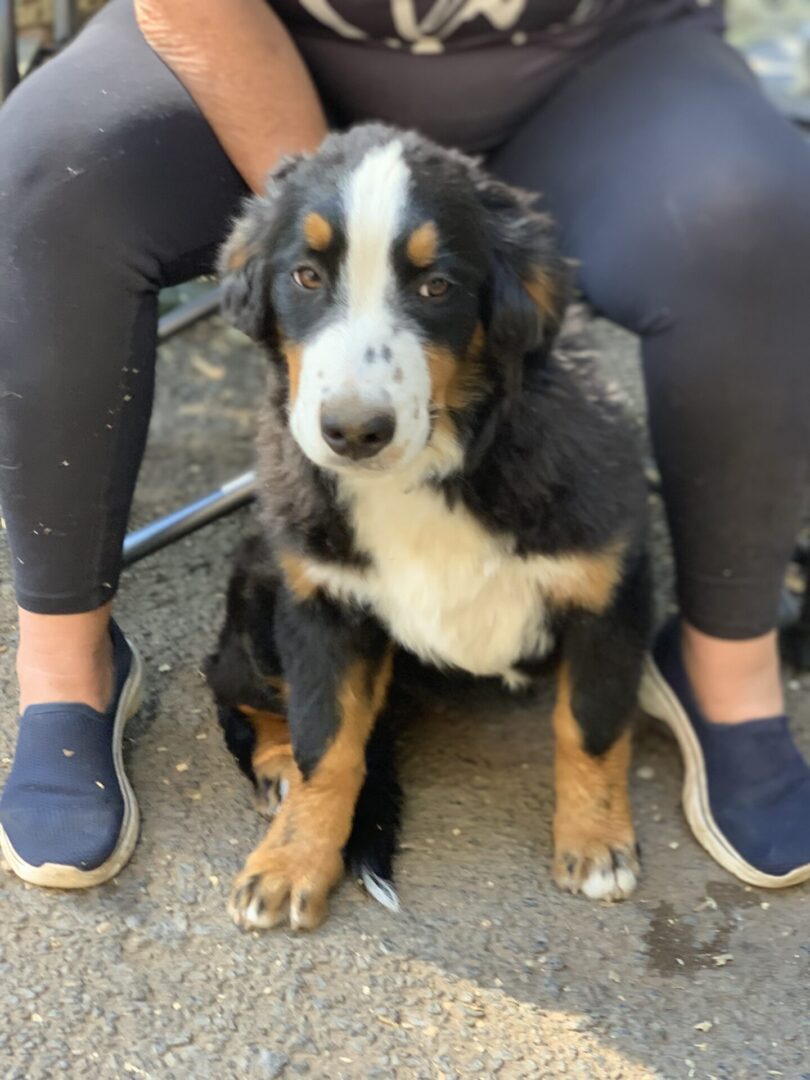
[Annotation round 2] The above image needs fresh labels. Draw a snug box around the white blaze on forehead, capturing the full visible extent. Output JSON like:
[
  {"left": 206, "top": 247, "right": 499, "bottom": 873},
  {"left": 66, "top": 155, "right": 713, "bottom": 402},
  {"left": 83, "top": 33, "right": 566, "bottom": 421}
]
[
  {"left": 290, "top": 138, "right": 433, "bottom": 474},
  {"left": 342, "top": 140, "right": 410, "bottom": 315}
]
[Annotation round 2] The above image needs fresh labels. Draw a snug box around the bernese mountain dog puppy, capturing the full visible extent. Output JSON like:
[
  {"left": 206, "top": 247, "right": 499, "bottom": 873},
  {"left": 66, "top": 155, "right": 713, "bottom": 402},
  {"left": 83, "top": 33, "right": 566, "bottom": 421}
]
[{"left": 205, "top": 124, "right": 650, "bottom": 931}]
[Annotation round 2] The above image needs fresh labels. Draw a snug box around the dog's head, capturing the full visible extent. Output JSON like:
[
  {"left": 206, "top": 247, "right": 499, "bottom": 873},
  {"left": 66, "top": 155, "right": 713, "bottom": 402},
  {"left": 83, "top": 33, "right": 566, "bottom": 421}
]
[{"left": 220, "top": 125, "right": 569, "bottom": 478}]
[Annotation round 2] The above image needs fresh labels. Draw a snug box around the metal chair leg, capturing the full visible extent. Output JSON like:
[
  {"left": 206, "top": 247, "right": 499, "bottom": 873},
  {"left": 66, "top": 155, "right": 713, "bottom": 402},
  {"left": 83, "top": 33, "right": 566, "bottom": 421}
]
[
  {"left": 0, "top": 0, "right": 18, "bottom": 102},
  {"left": 123, "top": 471, "right": 256, "bottom": 567},
  {"left": 158, "top": 285, "right": 221, "bottom": 342},
  {"left": 52, "top": 0, "right": 77, "bottom": 46},
  {"left": 122, "top": 284, "right": 255, "bottom": 566}
]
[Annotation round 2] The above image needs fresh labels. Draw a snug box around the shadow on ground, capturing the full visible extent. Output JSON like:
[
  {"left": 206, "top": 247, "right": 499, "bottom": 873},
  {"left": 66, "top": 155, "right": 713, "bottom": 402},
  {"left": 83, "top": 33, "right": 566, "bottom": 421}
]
[{"left": 1, "top": 316, "right": 808, "bottom": 1079}]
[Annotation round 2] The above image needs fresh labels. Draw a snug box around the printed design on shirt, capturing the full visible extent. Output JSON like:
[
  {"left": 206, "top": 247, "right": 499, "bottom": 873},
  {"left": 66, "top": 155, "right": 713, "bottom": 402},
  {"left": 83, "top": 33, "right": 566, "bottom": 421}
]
[
  {"left": 391, "top": 0, "right": 526, "bottom": 51},
  {"left": 298, "top": 0, "right": 604, "bottom": 53},
  {"left": 298, "top": 0, "right": 369, "bottom": 40}
]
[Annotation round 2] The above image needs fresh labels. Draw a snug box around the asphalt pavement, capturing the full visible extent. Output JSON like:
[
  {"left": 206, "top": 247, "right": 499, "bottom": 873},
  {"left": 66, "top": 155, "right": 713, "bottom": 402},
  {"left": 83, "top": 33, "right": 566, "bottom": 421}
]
[{"left": 1, "top": 313, "right": 808, "bottom": 1080}]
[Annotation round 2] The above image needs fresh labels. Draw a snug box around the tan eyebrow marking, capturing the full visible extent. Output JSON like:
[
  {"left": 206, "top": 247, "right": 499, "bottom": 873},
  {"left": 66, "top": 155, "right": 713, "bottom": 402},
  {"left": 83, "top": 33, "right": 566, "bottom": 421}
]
[
  {"left": 524, "top": 265, "right": 561, "bottom": 321},
  {"left": 406, "top": 221, "right": 438, "bottom": 268},
  {"left": 303, "top": 212, "right": 334, "bottom": 252}
]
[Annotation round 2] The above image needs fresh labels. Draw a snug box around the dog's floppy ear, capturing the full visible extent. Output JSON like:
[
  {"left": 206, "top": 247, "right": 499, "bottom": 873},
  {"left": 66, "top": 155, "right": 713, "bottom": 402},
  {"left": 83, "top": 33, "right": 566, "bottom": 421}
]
[
  {"left": 474, "top": 173, "right": 571, "bottom": 384},
  {"left": 218, "top": 210, "right": 274, "bottom": 342},
  {"left": 218, "top": 155, "right": 305, "bottom": 343}
]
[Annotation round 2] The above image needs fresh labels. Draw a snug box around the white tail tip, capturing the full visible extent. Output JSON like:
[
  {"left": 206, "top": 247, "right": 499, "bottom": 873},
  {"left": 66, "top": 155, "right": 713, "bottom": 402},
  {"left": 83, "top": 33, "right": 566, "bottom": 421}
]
[{"left": 361, "top": 869, "right": 401, "bottom": 913}]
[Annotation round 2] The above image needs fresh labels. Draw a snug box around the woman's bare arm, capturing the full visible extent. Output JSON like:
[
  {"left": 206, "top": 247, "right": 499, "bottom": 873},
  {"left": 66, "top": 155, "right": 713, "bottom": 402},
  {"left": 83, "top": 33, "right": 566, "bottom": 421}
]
[{"left": 135, "top": 0, "right": 327, "bottom": 193}]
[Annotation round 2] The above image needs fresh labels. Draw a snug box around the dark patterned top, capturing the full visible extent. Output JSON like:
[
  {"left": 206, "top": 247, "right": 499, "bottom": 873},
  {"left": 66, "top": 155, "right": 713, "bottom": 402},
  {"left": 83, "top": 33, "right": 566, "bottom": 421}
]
[
  {"left": 275, "top": 0, "right": 715, "bottom": 51},
  {"left": 272, "top": 0, "right": 723, "bottom": 151}
]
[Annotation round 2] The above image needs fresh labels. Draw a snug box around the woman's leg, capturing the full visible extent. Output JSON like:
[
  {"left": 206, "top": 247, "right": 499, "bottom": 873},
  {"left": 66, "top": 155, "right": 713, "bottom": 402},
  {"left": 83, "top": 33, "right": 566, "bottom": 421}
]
[
  {"left": 491, "top": 17, "right": 810, "bottom": 713},
  {"left": 490, "top": 17, "right": 810, "bottom": 881},
  {"left": 0, "top": 0, "right": 248, "bottom": 884},
  {"left": 0, "top": 0, "right": 247, "bottom": 710}
]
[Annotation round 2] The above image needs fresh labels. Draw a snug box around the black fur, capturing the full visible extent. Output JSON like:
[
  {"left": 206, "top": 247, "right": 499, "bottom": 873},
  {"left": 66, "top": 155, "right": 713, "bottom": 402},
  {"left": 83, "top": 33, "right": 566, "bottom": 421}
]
[
  {"left": 563, "top": 548, "right": 651, "bottom": 757},
  {"left": 273, "top": 583, "right": 390, "bottom": 780}
]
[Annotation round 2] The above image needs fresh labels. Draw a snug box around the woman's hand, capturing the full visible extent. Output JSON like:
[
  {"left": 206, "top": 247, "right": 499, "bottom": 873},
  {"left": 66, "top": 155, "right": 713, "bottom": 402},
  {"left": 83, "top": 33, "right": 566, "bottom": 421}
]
[{"left": 135, "top": 0, "right": 327, "bottom": 193}]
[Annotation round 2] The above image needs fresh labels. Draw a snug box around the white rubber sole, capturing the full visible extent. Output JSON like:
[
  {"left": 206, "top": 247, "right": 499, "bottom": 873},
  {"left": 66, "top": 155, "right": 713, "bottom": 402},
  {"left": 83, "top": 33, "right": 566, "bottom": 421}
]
[
  {"left": 639, "top": 653, "right": 810, "bottom": 889},
  {"left": 0, "top": 637, "right": 144, "bottom": 889}
]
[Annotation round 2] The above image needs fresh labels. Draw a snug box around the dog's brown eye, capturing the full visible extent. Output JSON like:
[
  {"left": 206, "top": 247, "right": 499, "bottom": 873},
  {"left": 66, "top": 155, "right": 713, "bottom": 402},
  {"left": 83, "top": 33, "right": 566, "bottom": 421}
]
[
  {"left": 418, "top": 276, "right": 450, "bottom": 299},
  {"left": 292, "top": 266, "right": 323, "bottom": 290}
]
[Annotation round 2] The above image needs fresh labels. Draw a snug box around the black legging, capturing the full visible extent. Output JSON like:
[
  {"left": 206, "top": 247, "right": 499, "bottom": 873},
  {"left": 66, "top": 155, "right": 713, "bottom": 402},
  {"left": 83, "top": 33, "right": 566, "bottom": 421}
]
[{"left": 0, "top": 1, "right": 808, "bottom": 638}]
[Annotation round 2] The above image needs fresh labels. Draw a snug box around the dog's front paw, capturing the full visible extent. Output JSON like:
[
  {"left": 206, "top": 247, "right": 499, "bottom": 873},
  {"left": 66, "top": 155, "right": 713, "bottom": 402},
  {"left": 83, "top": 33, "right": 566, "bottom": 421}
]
[
  {"left": 228, "top": 842, "right": 344, "bottom": 931},
  {"left": 553, "top": 840, "right": 640, "bottom": 901},
  {"left": 253, "top": 745, "right": 299, "bottom": 819}
]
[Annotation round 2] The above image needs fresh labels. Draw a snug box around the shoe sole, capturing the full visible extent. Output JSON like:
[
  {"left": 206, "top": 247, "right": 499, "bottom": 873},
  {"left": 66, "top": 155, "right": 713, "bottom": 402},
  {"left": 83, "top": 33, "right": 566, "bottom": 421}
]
[
  {"left": 0, "top": 637, "right": 143, "bottom": 889},
  {"left": 639, "top": 653, "right": 810, "bottom": 889}
]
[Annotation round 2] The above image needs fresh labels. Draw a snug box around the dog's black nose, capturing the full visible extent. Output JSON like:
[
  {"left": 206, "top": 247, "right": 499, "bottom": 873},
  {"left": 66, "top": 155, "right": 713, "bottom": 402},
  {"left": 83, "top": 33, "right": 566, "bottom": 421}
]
[{"left": 320, "top": 402, "right": 396, "bottom": 460}]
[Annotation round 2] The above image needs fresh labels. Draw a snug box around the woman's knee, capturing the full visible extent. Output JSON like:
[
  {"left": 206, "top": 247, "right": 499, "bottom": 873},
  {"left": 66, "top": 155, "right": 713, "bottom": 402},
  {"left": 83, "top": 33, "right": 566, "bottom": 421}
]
[
  {"left": 3, "top": 103, "right": 120, "bottom": 249},
  {"left": 0, "top": 80, "right": 153, "bottom": 408},
  {"left": 666, "top": 133, "right": 810, "bottom": 274},
  {"left": 582, "top": 118, "right": 810, "bottom": 336}
]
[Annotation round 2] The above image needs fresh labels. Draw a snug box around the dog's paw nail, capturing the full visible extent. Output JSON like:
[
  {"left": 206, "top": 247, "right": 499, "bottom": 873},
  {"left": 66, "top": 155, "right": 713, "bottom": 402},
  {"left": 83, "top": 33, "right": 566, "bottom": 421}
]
[
  {"left": 228, "top": 844, "right": 341, "bottom": 931},
  {"left": 253, "top": 751, "right": 297, "bottom": 819},
  {"left": 581, "top": 861, "right": 637, "bottom": 901},
  {"left": 228, "top": 871, "right": 286, "bottom": 930},
  {"left": 254, "top": 777, "right": 281, "bottom": 819},
  {"left": 554, "top": 843, "right": 639, "bottom": 902}
]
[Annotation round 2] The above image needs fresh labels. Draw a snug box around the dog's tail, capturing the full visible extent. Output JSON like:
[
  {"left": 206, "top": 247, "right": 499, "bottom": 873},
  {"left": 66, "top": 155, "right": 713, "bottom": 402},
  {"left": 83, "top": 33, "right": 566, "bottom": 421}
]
[{"left": 344, "top": 709, "right": 403, "bottom": 913}]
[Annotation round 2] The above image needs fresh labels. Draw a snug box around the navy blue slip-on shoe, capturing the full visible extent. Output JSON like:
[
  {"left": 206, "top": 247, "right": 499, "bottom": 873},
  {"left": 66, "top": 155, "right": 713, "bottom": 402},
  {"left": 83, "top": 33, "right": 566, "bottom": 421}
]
[
  {"left": 0, "top": 620, "right": 143, "bottom": 888},
  {"left": 639, "top": 618, "right": 810, "bottom": 889}
]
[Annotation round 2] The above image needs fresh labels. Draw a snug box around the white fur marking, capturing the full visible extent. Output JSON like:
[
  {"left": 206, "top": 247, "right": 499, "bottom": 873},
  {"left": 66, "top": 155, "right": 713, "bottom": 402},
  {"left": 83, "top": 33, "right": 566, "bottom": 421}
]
[
  {"left": 343, "top": 141, "right": 410, "bottom": 316},
  {"left": 244, "top": 896, "right": 272, "bottom": 927},
  {"left": 301, "top": 469, "right": 593, "bottom": 679},
  {"left": 615, "top": 866, "right": 638, "bottom": 895},
  {"left": 581, "top": 869, "right": 613, "bottom": 900},
  {"left": 502, "top": 669, "right": 531, "bottom": 692},
  {"left": 581, "top": 864, "right": 637, "bottom": 900},
  {"left": 290, "top": 140, "right": 435, "bottom": 473},
  {"left": 361, "top": 870, "right": 401, "bottom": 912},
  {"left": 291, "top": 318, "right": 432, "bottom": 472}
]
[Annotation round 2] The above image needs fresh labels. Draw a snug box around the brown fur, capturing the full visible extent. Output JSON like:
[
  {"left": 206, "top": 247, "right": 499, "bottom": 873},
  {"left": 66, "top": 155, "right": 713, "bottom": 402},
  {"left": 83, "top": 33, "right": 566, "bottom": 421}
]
[
  {"left": 303, "top": 212, "right": 333, "bottom": 252},
  {"left": 524, "top": 265, "right": 562, "bottom": 322},
  {"left": 425, "top": 324, "right": 486, "bottom": 412},
  {"left": 238, "top": 706, "right": 301, "bottom": 819},
  {"left": 239, "top": 707, "right": 289, "bottom": 760},
  {"left": 229, "top": 649, "right": 394, "bottom": 930},
  {"left": 281, "top": 343, "right": 302, "bottom": 406},
  {"left": 406, "top": 221, "right": 438, "bottom": 268},
  {"left": 541, "top": 542, "right": 626, "bottom": 615},
  {"left": 278, "top": 551, "right": 318, "bottom": 603},
  {"left": 551, "top": 664, "right": 638, "bottom": 897}
]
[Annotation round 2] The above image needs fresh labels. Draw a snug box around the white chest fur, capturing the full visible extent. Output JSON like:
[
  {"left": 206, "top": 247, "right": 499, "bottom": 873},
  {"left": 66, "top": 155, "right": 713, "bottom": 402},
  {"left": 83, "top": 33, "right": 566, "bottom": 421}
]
[{"left": 301, "top": 471, "right": 586, "bottom": 683}]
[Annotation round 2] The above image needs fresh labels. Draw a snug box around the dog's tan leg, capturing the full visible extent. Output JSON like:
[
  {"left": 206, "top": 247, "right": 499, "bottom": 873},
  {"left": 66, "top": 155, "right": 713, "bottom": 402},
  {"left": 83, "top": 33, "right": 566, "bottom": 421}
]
[
  {"left": 229, "top": 649, "right": 393, "bottom": 931},
  {"left": 238, "top": 705, "right": 300, "bottom": 819},
  {"left": 552, "top": 663, "right": 639, "bottom": 901}
]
